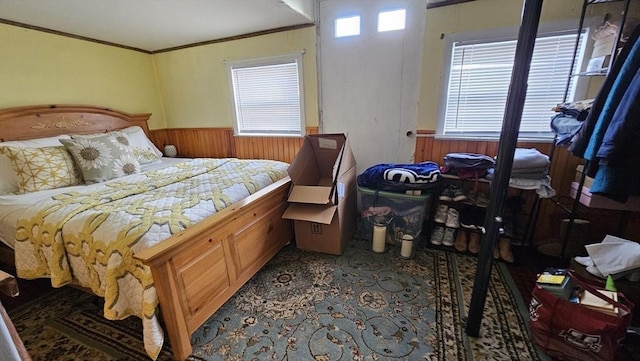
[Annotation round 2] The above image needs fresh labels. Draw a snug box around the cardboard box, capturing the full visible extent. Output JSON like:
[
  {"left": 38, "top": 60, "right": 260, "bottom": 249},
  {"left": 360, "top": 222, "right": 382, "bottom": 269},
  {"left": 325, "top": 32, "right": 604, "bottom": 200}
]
[
  {"left": 282, "top": 134, "right": 357, "bottom": 255},
  {"left": 592, "top": 39, "right": 615, "bottom": 59},
  {"left": 592, "top": 33, "right": 616, "bottom": 59},
  {"left": 575, "top": 165, "right": 594, "bottom": 189},
  {"left": 570, "top": 182, "right": 640, "bottom": 211}
]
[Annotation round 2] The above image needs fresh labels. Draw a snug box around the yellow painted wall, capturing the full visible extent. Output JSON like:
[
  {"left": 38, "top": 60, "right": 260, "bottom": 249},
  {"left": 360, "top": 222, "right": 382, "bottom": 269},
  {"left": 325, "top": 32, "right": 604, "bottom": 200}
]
[
  {"left": 0, "top": 24, "right": 166, "bottom": 129},
  {"left": 153, "top": 26, "right": 317, "bottom": 128},
  {"left": 1, "top": 0, "right": 628, "bottom": 133},
  {"left": 417, "top": 0, "right": 619, "bottom": 130}
]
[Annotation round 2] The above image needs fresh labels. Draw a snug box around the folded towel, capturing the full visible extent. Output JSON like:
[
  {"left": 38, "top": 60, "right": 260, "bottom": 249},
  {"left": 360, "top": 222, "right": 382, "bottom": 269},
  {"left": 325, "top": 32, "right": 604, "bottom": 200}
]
[
  {"left": 511, "top": 148, "right": 550, "bottom": 169},
  {"left": 586, "top": 235, "right": 640, "bottom": 278}
]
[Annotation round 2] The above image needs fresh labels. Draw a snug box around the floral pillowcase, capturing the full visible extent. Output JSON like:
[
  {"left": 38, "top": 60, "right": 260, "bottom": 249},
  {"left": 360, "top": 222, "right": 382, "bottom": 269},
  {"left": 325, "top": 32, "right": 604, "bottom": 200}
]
[
  {"left": 60, "top": 133, "right": 141, "bottom": 184},
  {"left": 71, "top": 126, "right": 162, "bottom": 165}
]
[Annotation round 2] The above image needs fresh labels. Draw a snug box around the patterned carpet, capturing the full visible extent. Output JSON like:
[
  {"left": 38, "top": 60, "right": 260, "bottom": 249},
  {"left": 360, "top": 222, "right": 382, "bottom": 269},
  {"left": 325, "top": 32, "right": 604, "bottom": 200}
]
[{"left": 6, "top": 239, "right": 547, "bottom": 361}]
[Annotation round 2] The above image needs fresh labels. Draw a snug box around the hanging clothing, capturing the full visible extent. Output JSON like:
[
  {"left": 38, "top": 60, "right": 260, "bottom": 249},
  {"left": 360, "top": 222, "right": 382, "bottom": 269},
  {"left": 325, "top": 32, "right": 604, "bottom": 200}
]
[
  {"left": 569, "top": 25, "right": 640, "bottom": 201},
  {"left": 596, "top": 71, "right": 640, "bottom": 163},
  {"left": 582, "top": 36, "right": 640, "bottom": 164},
  {"left": 550, "top": 114, "right": 585, "bottom": 146},
  {"left": 569, "top": 25, "right": 640, "bottom": 158},
  {"left": 589, "top": 71, "right": 640, "bottom": 200}
]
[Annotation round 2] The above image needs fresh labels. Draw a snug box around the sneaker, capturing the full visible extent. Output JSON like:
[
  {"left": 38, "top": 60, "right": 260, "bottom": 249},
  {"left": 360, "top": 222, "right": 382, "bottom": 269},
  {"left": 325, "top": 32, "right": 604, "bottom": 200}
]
[
  {"left": 439, "top": 185, "right": 454, "bottom": 201},
  {"left": 443, "top": 228, "right": 456, "bottom": 246},
  {"left": 462, "top": 190, "right": 477, "bottom": 205},
  {"left": 460, "top": 206, "right": 485, "bottom": 230},
  {"left": 450, "top": 185, "right": 468, "bottom": 202},
  {"left": 475, "top": 192, "right": 489, "bottom": 207},
  {"left": 459, "top": 206, "right": 475, "bottom": 229},
  {"left": 434, "top": 204, "right": 448, "bottom": 223},
  {"left": 431, "top": 226, "right": 445, "bottom": 245},
  {"left": 445, "top": 208, "right": 460, "bottom": 228}
]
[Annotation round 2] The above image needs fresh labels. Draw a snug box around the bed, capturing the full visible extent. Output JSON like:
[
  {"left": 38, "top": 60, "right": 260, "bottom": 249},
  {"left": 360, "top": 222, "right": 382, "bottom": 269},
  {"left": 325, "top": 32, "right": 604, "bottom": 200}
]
[{"left": 0, "top": 104, "right": 294, "bottom": 360}]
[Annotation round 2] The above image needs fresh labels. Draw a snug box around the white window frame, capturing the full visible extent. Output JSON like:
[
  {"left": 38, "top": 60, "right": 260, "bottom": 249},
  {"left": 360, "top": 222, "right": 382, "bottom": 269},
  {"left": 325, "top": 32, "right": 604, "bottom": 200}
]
[
  {"left": 226, "top": 52, "right": 305, "bottom": 137},
  {"left": 436, "top": 21, "right": 590, "bottom": 141}
]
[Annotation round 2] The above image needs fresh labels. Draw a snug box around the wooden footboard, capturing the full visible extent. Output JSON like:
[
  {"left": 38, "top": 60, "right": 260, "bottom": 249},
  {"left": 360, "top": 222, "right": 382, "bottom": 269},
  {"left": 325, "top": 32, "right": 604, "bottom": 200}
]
[{"left": 134, "top": 176, "right": 293, "bottom": 360}]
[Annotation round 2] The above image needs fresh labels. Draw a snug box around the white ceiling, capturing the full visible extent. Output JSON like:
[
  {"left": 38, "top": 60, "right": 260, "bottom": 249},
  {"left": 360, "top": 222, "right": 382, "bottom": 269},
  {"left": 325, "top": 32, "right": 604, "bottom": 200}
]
[{"left": 0, "top": 0, "right": 316, "bottom": 52}]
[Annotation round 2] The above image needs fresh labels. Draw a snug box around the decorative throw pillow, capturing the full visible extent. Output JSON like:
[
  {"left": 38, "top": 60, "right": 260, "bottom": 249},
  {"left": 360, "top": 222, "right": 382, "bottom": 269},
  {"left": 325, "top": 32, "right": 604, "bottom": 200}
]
[
  {"left": 0, "top": 135, "right": 72, "bottom": 194},
  {"left": 0, "top": 145, "right": 82, "bottom": 194},
  {"left": 60, "top": 133, "right": 141, "bottom": 184},
  {"left": 72, "top": 126, "right": 161, "bottom": 164}
]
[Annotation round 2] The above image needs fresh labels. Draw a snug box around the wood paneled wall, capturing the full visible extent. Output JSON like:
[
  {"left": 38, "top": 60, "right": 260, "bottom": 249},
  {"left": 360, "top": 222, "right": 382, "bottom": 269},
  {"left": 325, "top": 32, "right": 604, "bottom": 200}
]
[
  {"left": 149, "top": 127, "right": 638, "bottom": 244},
  {"left": 149, "top": 127, "right": 318, "bottom": 163}
]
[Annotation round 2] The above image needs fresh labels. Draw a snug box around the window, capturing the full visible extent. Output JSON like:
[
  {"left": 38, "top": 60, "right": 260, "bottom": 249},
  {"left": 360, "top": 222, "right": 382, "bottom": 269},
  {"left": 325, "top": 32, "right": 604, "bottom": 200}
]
[
  {"left": 378, "top": 9, "right": 406, "bottom": 32},
  {"left": 438, "top": 30, "right": 586, "bottom": 139},
  {"left": 227, "top": 53, "right": 305, "bottom": 137},
  {"left": 335, "top": 15, "right": 361, "bottom": 37}
]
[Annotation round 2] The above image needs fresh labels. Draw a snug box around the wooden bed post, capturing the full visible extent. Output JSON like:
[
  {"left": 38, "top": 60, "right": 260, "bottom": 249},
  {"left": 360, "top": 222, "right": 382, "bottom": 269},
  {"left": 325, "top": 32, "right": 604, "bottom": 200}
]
[
  {"left": 135, "top": 176, "right": 293, "bottom": 360},
  {"left": 148, "top": 262, "right": 193, "bottom": 359}
]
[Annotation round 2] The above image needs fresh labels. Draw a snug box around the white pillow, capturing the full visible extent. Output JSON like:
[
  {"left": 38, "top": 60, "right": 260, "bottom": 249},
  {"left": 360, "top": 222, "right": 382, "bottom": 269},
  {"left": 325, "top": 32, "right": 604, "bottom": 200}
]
[
  {"left": 120, "top": 126, "right": 163, "bottom": 159},
  {"left": 72, "top": 126, "right": 162, "bottom": 164},
  {"left": 0, "top": 135, "right": 72, "bottom": 194}
]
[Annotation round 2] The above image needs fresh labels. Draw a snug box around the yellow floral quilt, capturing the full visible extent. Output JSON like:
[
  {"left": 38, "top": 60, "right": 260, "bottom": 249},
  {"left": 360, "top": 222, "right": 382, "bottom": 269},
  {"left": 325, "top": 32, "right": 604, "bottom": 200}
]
[{"left": 14, "top": 158, "right": 289, "bottom": 360}]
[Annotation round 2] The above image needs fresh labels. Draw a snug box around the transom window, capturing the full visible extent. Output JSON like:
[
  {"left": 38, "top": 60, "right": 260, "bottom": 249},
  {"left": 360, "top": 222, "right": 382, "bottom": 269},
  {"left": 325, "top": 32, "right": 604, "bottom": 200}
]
[
  {"left": 378, "top": 9, "right": 406, "bottom": 32},
  {"left": 227, "top": 53, "right": 305, "bottom": 137},
  {"left": 438, "top": 29, "right": 586, "bottom": 139},
  {"left": 335, "top": 15, "right": 361, "bottom": 37}
]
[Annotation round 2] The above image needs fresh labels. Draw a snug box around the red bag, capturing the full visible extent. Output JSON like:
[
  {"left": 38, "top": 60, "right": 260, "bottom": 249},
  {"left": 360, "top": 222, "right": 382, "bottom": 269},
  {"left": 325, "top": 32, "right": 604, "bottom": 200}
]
[{"left": 529, "top": 271, "right": 634, "bottom": 361}]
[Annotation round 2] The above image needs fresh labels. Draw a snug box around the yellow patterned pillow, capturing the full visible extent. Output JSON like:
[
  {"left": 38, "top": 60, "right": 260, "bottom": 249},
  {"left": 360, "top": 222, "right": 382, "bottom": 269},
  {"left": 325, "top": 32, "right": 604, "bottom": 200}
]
[{"left": 0, "top": 146, "right": 82, "bottom": 194}]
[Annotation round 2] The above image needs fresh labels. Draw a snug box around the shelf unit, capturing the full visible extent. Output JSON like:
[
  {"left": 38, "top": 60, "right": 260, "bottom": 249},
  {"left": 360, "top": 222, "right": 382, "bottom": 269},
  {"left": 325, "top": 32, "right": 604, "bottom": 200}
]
[
  {"left": 430, "top": 174, "right": 539, "bottom": 262},
  {"left": 564, "top": 0, "right": 631, "bottom": 100},
  {"left": 551, "top": 0, "right": 634, "bottom": 258}
]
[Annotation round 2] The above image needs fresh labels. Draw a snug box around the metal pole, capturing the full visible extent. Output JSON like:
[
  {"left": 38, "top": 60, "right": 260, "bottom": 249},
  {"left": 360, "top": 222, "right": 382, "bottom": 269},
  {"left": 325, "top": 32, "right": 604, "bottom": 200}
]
[{"left": 466, "top": 0, "right": 543, "bottom": 337}]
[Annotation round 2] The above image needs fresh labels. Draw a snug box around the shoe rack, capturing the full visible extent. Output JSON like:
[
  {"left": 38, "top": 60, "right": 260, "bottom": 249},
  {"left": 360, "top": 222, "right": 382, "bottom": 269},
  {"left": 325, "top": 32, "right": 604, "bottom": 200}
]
[{"left": 429, "top": 174, "right": 541, "bottom": 263}]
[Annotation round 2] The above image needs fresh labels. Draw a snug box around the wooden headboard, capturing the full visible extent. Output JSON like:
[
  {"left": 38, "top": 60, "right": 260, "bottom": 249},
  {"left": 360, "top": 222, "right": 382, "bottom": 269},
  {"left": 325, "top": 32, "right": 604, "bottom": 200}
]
[{"left": 0, "top": 104, "right": 152, "bottom": 142}]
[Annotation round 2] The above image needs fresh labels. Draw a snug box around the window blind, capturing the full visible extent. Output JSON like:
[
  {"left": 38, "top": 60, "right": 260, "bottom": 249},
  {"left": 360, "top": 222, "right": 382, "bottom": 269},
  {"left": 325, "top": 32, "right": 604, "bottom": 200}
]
[
  {"left": 230, "top": 60, "right": 304, "bottom": 136},
  {"left": 443, "top": 32, "right": 584, "bottom": 138}
]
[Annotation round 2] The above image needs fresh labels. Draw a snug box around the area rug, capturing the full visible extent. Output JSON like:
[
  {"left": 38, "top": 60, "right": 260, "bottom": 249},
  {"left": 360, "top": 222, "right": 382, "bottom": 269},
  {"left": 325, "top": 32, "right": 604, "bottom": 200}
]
[{"left": 8, "top": 239, "right": 547, "bottom": 361}]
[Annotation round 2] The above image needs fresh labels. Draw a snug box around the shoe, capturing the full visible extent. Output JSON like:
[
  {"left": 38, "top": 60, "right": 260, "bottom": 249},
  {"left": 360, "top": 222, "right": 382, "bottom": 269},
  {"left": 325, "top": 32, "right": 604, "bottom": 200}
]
[
  {"left": 454, "top": 230, "right": 468, "bottom": 252},
  {"left": 499, "top": 237, "right": 514, "bottom": 263},
  {"left": 431, "top": 226, "right": 445, "bottom": 245},
  {"left": 462, "top": 190, "right": 477, "bottom": 205},
  {"left": 460, "top": 207, "right": 486, "bottom": 230},
  {"left": 475, "top": 192, "right": 489, "bottom": 207},
  {"left": 439, "top": 185, "right": 454, "bottom": 201},
  {"left": 434, "top": 204, "right": 448, "bottom": 224},
  {"left": 468, "top": 232, "right": 481, "bottom": 254},
  {"left": 443, "top": 228, "right": 455, "bottom": 247},
  {"left": 460, "top": 206, "right": 476, "bottom": 229},
  {"left": 450, "top": 185, "right": 468, "bottom": 202},
  {"left": 445, "top": 208, "right": 460, "bottom": 228}
]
